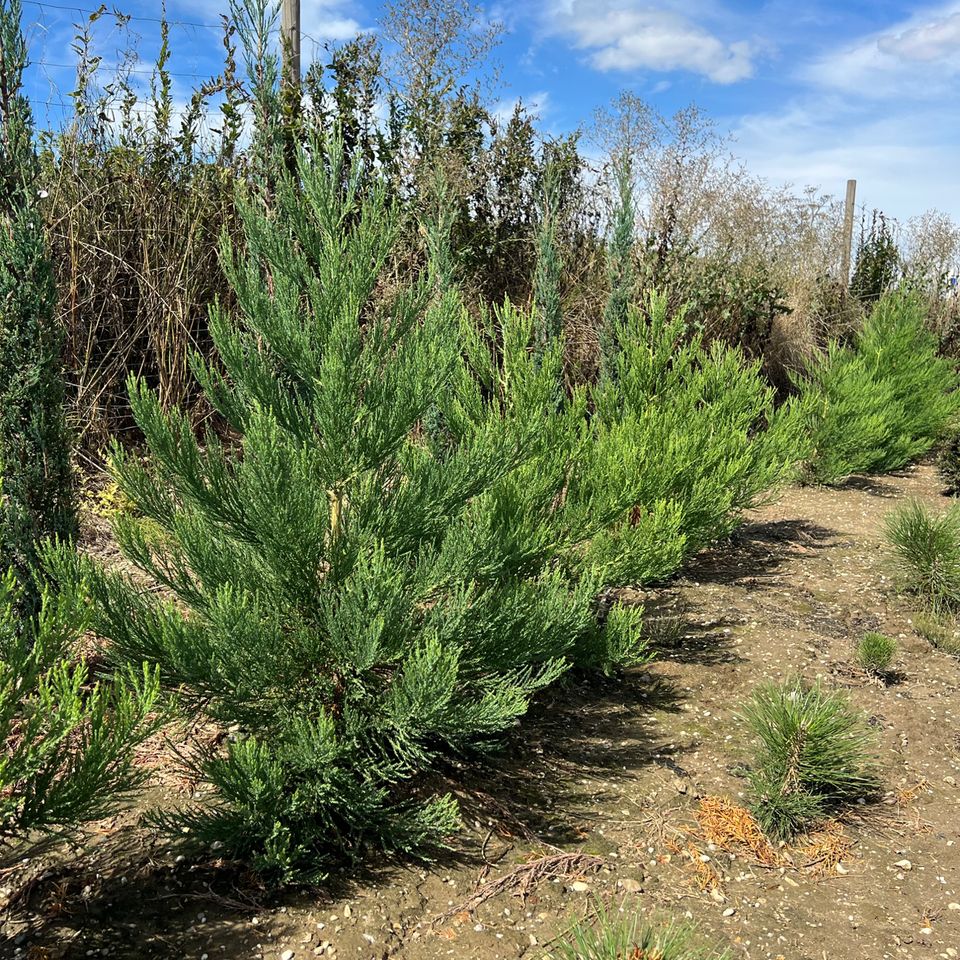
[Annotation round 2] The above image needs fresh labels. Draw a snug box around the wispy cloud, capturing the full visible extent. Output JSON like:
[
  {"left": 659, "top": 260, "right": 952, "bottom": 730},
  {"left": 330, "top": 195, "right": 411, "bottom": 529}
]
[
  {"left": 492, "top": 90, "right": 550, "bottom": 123},
  {"left": 544, "top": 0, "right": 756, "bottom": 83},
  {"left": 802, "top": 1, "right": 960, "bottom": 99}
]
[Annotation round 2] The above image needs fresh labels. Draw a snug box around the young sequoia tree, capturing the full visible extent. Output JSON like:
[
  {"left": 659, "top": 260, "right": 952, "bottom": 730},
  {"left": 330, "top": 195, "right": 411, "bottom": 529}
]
[
  {"left": 50, "top": 141, "right": 646, "bottom": 883},
  {"left": 0, "top": 0, "right": 75, "bottom": 609}
]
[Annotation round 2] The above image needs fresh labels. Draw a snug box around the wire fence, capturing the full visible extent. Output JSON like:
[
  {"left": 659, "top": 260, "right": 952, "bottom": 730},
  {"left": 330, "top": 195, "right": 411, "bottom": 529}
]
[{"left": 23, "top": 0, "right": 330, "bottom": 128}]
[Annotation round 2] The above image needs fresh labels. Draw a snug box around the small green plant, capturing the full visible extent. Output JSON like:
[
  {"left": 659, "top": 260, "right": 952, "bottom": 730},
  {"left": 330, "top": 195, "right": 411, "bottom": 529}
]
[
  {"left": 741, "top": 678, "right": 880, "bottom": 840},
  {"left": 0, "top": 570, "right": 162, "bottom": 844},
  {"left": 856, "top": 631, "right": 897, "bottom": 675},
  {"left": 547, "top": 902, "right": 728, "bottom": 960},
  {"left": 885, "top": 500, "right": 960, "bottom": 611},
  {"left": 914, "top": 611, "right": 960, "bottom": 657}
]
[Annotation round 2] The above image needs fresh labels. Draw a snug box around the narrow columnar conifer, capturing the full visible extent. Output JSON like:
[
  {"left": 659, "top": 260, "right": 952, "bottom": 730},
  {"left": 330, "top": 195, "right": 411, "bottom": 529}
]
[
  {"left": 532, "top": 164, "right": 563, "bottom": 365},
  {"left": 0, "top": 0, "right": 76, "bottom": 610},
  {"left": 600, "top": 152, "right": 636, "bottom": 379}
]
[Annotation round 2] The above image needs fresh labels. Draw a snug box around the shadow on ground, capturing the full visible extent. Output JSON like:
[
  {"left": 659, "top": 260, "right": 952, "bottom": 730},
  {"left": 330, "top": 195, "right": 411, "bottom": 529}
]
[{"left": 685, "top": 518, "right": 839, "bottom": 587}]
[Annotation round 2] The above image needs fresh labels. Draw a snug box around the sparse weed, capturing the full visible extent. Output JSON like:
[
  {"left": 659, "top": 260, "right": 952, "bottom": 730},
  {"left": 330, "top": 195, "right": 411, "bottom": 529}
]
[
  {"left": 914, "top": 612, "right": 960, "bottom": 657},
  {"left": 741, "top": 678, "right": 880, "bottom": 840},
  {"left": 856, "top": 632, "right": 897, "bottom": 676}
]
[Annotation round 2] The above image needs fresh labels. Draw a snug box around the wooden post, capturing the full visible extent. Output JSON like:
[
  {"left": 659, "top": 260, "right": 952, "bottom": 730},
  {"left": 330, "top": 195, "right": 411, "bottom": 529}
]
[
  {"left": 840, "top": 178, "right": 856, "bottom": 286},
  {"left": 281, "top": 0, "right": 301, "bottom": 88}
]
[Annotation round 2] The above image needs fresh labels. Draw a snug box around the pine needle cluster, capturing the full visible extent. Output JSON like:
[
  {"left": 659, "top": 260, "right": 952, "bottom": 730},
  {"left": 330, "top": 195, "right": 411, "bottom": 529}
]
[
  {"left": 741, "top": 679, "right": 880, "bottom": 840},
  {"left": 885, "top": 499, "right": 960, "bottom": 611},
  {"left": 856, "top": 632, "right": 897, "bottom": 676},
  {"left": 548, "top": 901, "right": 729, "bottom": 960}
]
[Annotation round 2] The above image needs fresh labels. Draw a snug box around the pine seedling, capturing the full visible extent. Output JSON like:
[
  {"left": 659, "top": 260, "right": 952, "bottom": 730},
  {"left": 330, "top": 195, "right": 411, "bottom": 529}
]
[
  {"left": 741, "top": 678, "right": 880, "bottom": 840},
  {"left": 856, "top": 632, "right": 897, "bottom": 676},
  {"left": 547, "top": 900, "right": 729, "bottom": 960},
  {"left": 0, "top": 569, "right": 162, "bottom": 843},
  {"left": 885, "top": 500, "right": 960, "bottom": 611}
]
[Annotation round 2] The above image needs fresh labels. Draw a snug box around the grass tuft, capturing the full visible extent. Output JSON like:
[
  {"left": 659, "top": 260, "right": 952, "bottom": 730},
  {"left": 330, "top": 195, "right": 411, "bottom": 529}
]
[
  {"left": 914, "top": 612, "right": 960, "bottom": 657},
  {"left": 856, "top": 632, "right": 897, "bottom": 676},
  {"left": 547, "top": 901, "right": 729, "bottom": 959},
  {"left": 741, "top": 678, "right": 880, "bottom": 840}
]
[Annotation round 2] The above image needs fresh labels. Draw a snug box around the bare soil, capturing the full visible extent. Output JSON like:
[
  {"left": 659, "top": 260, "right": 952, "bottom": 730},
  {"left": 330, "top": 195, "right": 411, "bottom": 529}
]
[{"left": 4, "top": 463, "right": 960, "bottom": 960}]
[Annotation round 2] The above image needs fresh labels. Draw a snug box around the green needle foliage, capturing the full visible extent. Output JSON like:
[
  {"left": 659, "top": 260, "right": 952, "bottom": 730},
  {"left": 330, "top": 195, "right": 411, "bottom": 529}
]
[
  {"left": 798, "top": 290, "right": 960, "bottom": 485},
  {"left": 885, "top": 499, "right": 960, "bottom": 611},
  {"left": 48, "top": 141, "right": 647, "bottom": 884},
  {"left": 548, "top": 902, "right": 729, "bottom": 960},
  {"left": 600, "top": 152, "right": 636, "bottom": 380},
  {"left": 0, "top": 570, "right": 161, "bottom": 844},
  {"left": 741, "top": 678, "right": 880, "bottom": 840},
  {"left": 0, "top": 0, "right": 76, "bottom": 610},
  {"left": 856, "top": 632, "right": 897, "bottom": 676},
  {"left": 532, "top": 164, "right": 563, "bottom": 365},
  {"left": 571, "top": 291, "right": 806, "bottom": 588}
]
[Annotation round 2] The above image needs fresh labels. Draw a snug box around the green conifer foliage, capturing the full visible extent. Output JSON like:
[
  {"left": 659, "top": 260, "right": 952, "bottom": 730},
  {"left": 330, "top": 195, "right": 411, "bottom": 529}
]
[
  {"left": 600, "top": 153, "right": 636, "bottom": 378},
  {"left": 572, "top": 292, "right": 806, "bottom": 587},
  {"left": 0, "top": 0, "right": 76, "bottom": 604},
  {"left": 0, "top": 570, "right": 161, "bottom": 842},
  {"left": 531, "top": 164, "right": 563, "bottom": 364},
  {"left": 48, "top": 142, "right": 647, "bottom": 883},
  {"left": 799, "top": 290, "right": 960, "bottom": 485}
]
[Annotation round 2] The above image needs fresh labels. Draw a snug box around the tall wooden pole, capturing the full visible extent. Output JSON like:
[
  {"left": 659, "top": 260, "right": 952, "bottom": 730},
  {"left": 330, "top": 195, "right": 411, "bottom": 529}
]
[
  {"left": 281, "top": 0, "right": 301, "bottom": 88},
  {"left": 840, "top": 178, "right": 857, "bottom": 286}
]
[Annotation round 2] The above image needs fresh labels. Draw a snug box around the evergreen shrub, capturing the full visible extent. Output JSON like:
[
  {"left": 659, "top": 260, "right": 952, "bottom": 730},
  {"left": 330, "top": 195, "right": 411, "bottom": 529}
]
[
  {"left": 570, "top": 291, "right": 806, "bottom": 588},
  {"left": 48, "top": 142, "right": 648, "bottom": 883},
  {"left": 799, "top": 291, "right": 960, "bottom": 485}
]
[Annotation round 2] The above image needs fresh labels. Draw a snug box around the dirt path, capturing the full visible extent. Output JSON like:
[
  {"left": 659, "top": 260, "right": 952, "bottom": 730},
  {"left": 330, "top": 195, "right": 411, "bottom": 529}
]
[{"left": 5, "top": 464, "right": 960, "bottom": 960}]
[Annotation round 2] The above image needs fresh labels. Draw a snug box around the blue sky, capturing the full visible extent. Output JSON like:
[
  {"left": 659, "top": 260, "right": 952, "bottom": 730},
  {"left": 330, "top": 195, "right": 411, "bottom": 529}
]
[{"left": 20, "top": 0, "right": 960, "bottom": 220}]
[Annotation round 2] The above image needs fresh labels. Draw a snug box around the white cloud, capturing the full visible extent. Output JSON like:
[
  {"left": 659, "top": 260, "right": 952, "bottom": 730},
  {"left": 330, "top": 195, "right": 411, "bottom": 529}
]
[
  {"left": 545, "top": 1, "right": 755, "bottom": 83},
  {"left": 731, "top": 100, "right": 960, "bottom": 222},
  {"left": 301, "top": 11, "right": 364, "bottom": 43},
  {"left": 803, "top": 2, "right": 960, "bottom": 98},
  {"left": 492, "top": 90, "right": 550, "bottom": 124}
]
